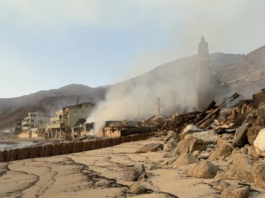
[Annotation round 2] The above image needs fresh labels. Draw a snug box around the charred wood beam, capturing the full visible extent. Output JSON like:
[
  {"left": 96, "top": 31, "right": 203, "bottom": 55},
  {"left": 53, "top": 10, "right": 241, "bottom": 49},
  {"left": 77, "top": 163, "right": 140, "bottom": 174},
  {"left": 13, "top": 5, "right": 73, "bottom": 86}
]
[
  {"left": 205, "top": 101, "right": 216, "bottom": 111},
  {"left": 142, "top": 115, "right": 156, "bottom": 123},
  {"left": 196, "top": 93, "right": 240, "bottom": 126}
]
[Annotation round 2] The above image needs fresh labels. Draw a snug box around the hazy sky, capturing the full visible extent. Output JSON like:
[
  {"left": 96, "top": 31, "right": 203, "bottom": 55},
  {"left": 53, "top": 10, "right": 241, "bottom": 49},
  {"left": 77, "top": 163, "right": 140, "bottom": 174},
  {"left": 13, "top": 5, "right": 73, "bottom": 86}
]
[{"left": 1, "top": 0, "right": 265, "bottom": 98}]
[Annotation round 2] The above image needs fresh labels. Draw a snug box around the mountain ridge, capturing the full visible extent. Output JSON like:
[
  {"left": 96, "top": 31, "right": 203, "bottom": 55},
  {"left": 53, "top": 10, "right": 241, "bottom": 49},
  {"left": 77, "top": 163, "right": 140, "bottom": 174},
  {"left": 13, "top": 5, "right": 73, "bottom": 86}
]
[{"left": 0, "top": 52, "right": 244, "bottom": 129}]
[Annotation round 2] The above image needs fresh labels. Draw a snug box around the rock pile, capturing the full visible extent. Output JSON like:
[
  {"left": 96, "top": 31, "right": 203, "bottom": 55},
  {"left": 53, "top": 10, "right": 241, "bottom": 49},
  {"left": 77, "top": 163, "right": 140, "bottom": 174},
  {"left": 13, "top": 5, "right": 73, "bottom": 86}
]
[
  {"left": 132, "top": 90, "right": 265, "bottom": 197},
  {"left": 152, "top": 96, "right": 265, "bottom": 197}
]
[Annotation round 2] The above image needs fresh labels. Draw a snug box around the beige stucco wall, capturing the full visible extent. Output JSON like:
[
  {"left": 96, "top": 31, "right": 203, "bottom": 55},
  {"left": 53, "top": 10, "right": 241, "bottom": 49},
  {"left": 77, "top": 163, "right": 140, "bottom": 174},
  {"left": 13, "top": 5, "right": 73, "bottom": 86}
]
[
  {"left": 32, "top": 131, "right": 38, "bottom": 139},
  {"left": 104, "top": 128, "right": 121, "bottom": 138},
  {"left": 18, "top": 132, "right": 29, "bottom": 139}
]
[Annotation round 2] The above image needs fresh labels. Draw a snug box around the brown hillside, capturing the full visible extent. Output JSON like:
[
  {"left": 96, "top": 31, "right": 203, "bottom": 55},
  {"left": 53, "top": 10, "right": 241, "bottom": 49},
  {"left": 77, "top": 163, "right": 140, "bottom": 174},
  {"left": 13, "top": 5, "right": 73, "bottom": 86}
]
[{"left": 217, "top": 45, "right": 265, "bottom": 98}]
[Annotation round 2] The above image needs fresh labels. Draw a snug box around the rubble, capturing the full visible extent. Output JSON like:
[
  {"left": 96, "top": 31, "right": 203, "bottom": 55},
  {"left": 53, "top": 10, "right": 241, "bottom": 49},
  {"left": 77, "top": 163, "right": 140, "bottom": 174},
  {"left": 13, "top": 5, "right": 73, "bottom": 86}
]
[
  {"left": 254, "top": 128, "right": 265, "bottom": 157},
  {"left": 253, "top": 161, "right": 265, "bottom": 189},
  {"left": 224, "top": 153, "right": 254, "bottom": 181},
  {"left": 164, "top": 138, "right": 178, "bottom": 151},
  {"left": 164, "top": 130, "right": 176, "bottom": 142},
  {"left": 123, "top": 169, "right": 141, "bottom": 181},
  {"left": 174, "top": 137, "right": 205, "bottom": 154},
  {"left": 172, "top": 154, "right": 199, "bottom": 167},
  {"left": 198, "top": 152, "right": 210, "bottom": 159},
  {"left": 208, "top": 139, "right": 234, "bottom": 160},
  {"left": 221, "top": 185, "right": 250, "bottom": 198},
  {"left": 187, "top": 161, "right": 220, "bottom": 179},
  {"left": 130, "top": 182, "right": 146, "bottom": 194},
  {"left": 180, "top": 125, "right": 203, "bottom": 139},
  {"left": 233, "top": 123, "right": 251, "bottom": 147},
  {"left": 185, "top": 129, "right": 218, "bottom": 144},
  {"left": 212, "top": 180, "right": 231, "bottom": 191},
  {"left": 247, "top": 126, "right": 263, "bottom": 145},
  {"left": 133, "top": 89, "right": 265, "bottom": 192},
  {"left": 136, "top": 143, "right": 164, "bottom": 153}
]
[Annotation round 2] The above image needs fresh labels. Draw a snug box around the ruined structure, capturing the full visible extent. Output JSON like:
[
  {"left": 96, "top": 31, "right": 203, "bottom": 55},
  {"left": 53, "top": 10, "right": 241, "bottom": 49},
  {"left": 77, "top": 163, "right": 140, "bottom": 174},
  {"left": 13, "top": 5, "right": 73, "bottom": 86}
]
[
  {"left": 95, "top": 120, "right": 151, "bottom": 138},
  {"left": 64, "top": 102, "right": 95, "bottom": 137},
  {"left": 196, "top": 37, "right": 214, "bottom": 111}
]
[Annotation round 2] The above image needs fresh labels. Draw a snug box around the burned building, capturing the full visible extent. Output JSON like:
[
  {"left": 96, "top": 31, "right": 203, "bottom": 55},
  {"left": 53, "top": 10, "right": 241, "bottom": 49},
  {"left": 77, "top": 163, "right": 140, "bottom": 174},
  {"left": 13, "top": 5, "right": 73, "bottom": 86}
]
[{"left": 95, "top": 120, "right": 151, "bottom": 138}]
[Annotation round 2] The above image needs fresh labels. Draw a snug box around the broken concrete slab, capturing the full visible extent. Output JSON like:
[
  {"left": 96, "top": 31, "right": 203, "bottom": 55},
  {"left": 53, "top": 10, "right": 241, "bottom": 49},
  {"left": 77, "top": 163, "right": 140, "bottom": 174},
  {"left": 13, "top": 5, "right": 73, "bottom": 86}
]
[
  {"left": 174, "top": 137, "right": 205, "bottom": 154},
  {"left": 221, "top": 185, "right": 249, "bottom": 198},
  {"left": 180, "top": 125, "right": 203, "bottom": 139},
  {"left": 136, "top": 143, "right": 164, "bottom": 153},
  {"left": 185, "top": 129, "right": 218, "bottom": 144},
  {"left": 233, "top": 123, "right": 251, "bottom": 147}
]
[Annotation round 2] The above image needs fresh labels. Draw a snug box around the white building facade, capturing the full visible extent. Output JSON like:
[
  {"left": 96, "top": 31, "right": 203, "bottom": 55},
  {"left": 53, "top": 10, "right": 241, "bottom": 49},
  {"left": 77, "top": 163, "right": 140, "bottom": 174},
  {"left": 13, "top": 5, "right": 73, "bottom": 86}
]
[{"left": 22, "top": 112, "right": 50, "bottom": 132}]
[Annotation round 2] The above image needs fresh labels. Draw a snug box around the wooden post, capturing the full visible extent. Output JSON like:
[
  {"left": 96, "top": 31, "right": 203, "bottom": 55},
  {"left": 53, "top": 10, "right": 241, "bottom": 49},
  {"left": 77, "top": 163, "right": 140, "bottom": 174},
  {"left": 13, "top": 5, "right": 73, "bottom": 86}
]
[
  {"left": 59, "top": 143, "right": 65, "bottom": 155},
  {"left": 40, "top": 146, "right": 45, "bottom": 157}
]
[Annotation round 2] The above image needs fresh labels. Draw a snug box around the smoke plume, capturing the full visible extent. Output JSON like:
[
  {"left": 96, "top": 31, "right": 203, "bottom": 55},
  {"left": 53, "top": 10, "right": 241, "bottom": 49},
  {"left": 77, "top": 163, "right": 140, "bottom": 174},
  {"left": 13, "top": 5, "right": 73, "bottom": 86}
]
[{"left": 87, "top": 55, "right": 203, "bottom": 133}]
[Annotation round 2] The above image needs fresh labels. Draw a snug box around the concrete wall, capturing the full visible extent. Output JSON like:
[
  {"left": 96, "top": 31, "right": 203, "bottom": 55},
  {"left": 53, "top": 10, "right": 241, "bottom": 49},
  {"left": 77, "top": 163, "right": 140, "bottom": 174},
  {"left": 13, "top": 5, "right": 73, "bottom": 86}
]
[
  {"left": 66, "top": 104, "right": 93, "bottom": 127},
  {"left": 104, "top": 128, "right": 121, "bottom": 137},
  {"left": 22, "top": 112, "right": 50, "bottom": 130},
  {"left": 38, "top": 133, "right": 45, "bottom": 139},
  {"left": 0, "top": 133, "right": 155, "bottom": 162},
  {"left": 32, "top": 131, "right": 38, "bottom": 139},
  {"left": 18, "top": 132, "right": 29, "bottom": 139}
]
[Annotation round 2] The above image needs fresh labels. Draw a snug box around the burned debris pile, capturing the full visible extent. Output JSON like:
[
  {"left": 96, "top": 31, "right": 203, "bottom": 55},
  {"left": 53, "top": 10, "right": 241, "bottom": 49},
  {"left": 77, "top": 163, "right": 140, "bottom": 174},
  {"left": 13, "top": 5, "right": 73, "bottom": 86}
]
[
  {"left": 142, "top": 93, "right": 249, "bottom": 135},
  {"left": 135, "top": 90, "right": 265, "bottom": 195},
  {"left": 130, "top": 89, "right": 265, "bottom": 196}
]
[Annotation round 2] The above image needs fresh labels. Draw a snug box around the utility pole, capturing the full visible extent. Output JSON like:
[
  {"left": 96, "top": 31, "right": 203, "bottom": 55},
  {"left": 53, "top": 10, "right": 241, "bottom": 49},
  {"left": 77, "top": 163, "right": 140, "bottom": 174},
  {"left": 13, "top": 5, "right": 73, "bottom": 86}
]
[{"left": 157, "top": 98, "right": 161, "bottom": 120}]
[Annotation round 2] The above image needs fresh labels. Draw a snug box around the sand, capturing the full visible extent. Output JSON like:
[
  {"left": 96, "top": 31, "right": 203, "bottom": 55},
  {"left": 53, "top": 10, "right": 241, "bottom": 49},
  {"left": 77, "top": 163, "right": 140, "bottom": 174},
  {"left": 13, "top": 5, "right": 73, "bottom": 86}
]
[{"left": 1, "top": 137, "right": 265, "bottom": 198}]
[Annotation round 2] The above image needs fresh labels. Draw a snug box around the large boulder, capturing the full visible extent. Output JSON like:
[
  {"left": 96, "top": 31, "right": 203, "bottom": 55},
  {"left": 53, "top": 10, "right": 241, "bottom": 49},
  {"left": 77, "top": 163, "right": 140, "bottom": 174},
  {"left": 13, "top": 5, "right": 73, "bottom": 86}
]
[
  {"left": 130, "top": 182, "right": 146, "bottom": 194},
  {"left": 233, "top": 123, "right": 251, "bottom": 147},
  {"left": 212, "top": 181, "right": 231, "bottom": 191},
  {"left": 254, "top": 128, "right": 265, "bottom": 157},
  {"left": 247, "top": 126, "right": 263, "bottom": 145},
  {"left": 124, "top": 169, "right": 140, "bottom": 181},
  {"left": 252, "top": 161, "right": 265, "bottom": 189},
  {"left": 136, "top": 143, "right": 164, "bottom": 153},
  {"left": 208, "top": 139, "right": 234, "bottom": 160},
  {"left": 188, "top": 161, "right": 220, "bottom": 179},
  {"left": 174, "top": 137, "right": 205, "bottom": 154},
  {"left": 185, "top": 130, "right": 218, "bottom": 144},
  {"left": 172, "top": 154, "right": 199, "bottom": 167},
  {"left": 221, "top": 186, "right": 250, "bottom": 198},
  {"left": 224, "top": 153, "right": 253, "bottom": 181},
  {"left": 180, "top": 125, "right": 203, "bottom": 139},
  {"left": 164, "top": 138, "right": 178, "bottom": 151}
]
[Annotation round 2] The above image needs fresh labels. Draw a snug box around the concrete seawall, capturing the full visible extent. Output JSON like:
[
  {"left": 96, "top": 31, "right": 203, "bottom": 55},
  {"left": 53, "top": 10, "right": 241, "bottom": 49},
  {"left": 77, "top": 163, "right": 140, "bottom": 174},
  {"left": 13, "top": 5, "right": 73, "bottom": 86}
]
[{"left": 0, "top": 133, "right": 154, "bottom": 162}]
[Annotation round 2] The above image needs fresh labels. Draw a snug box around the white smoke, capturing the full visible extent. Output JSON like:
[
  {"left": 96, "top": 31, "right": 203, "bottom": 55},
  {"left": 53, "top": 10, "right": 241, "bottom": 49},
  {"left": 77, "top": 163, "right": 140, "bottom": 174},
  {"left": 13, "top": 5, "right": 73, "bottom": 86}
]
[{"left": 86, "top": 55, "right": 202, "bottom": 134}]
